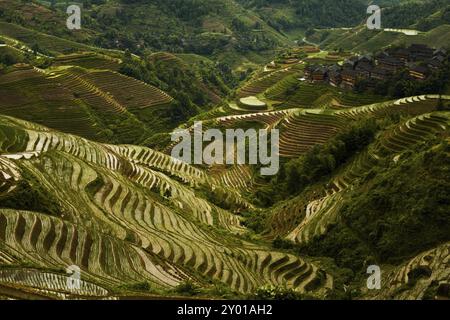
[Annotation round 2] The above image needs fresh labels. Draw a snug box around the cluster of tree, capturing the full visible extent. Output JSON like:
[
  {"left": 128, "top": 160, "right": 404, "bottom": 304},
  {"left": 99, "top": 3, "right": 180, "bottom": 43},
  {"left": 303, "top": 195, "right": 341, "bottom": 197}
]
[
  {"left": 416, "top": 5, "right": 450, "bottom": 31},
  {"left": 155, "top": 0, "right": 224, "bottom": 25},
  {"left": 238, "top": 0, "right": 366, "bottom": 30},
  {"left": 382, "top": 0, "right": 450, "bottom": 31},
  {"left": 0, "top": 170, "right": 64, "bottom": 217},
  {"left": 187, "top": 33, "right": 231, "bottom": 55},
  {"left": 0, "top": 51, "right": 18, "bottom": 67},
  {"left": 118, "top": 51, "right": 235, "bottom": 124},
  {"left": 299, "top": 139, "right": 450, "bottom": 272},
  {"left": 118, "top": 56, "right": 197, "bottom": 122}
]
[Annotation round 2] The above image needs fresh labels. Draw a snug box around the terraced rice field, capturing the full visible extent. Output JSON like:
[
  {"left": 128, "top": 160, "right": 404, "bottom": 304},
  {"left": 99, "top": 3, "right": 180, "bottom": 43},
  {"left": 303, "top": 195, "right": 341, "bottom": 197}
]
[
  {"left": 0, "top": 115, "right": 333, "bottom": 297},
  {"left": 238, "top": 69, "right": 293, "bottom": 98},
  {"left": 264, "top": 77, "right": 385, "bottom": 109},
  {"left": 53, "top": 53, "right": 122, "bottom": 71},
  {"left": 278, "top": 110, "right": 346, "bottom": 158},
  {"left": 286, "top": 192, "right": 344, "bottom": 244},
  {"left": 282, "top": 84, "right": 333, "bottom": 108},
  {"left": 265, "top": 75, "right": 301, "bottom": 101},
  {"left": 48, "top": 67, "right": 128, "bottom": 114},
  {"left": 369, "top": 243, "right": 450, "bottom": 300},
  {"left": 83, "top": 70, "right": 173, "bottom": 110},
  {"left": 0, "top": 22, "right": 92, "bottom": 55},
  {"left": 238, "top": 96, "right": 267, "bottom": 111},
  {"left": 213, "top": 95, "right": 448, "bottom": 161},
  {"left": 209, "top": 165, "right": 254, "bottom": 193},
  {"left": 336, "top": 95, "right": 448, "bottom": 120},
  {"left": 0, "top": 64, "right": 178, "bottom": 145},
  {"left": 284, "top": 111, "right": 450, "bottom": 245},
  {"left": 51, "top": 67, "right": 173, "bottom": 112},
  {"left": 0, "top": 268, "right": 112, "bottom": 299},
  {"left": 0, "top": 67, "right": 101, "bottom": 140},
  {"left": 217, "top": 109, "right": 294, "bottom": 129}
]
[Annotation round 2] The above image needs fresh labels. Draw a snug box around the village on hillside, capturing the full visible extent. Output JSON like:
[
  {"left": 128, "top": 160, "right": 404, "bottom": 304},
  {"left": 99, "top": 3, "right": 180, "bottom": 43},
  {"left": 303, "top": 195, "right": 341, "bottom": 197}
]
[{"left": 303, "top": 44, "right": 448, "bottom": 90}]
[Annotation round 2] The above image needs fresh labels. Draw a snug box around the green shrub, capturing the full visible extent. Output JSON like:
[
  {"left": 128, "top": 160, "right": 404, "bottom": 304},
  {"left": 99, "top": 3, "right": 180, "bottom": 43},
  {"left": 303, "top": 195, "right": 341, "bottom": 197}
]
[
  {"left": 407, "top": 266, "right": 432, "bottom": 283},
  {"left": 272, "top": 236, "right": 295, "bottom": 250},
  {"left": 174, "top": 280, "right": 200, "bottom": 296},
  {"left": 299, "top": 139, "right": 450, "bottom": 271},
  {"left": 0, "top": 170, "right": 63, "bottom": 217},
  {"left": 118, "top": 281, "right": 155, "bottom": 293},
  {"left": 257, "top": 117, "right": 379, "bottom": 205},
  {"left": 252, "top": 285, "right": 311, "bottom": 300}
]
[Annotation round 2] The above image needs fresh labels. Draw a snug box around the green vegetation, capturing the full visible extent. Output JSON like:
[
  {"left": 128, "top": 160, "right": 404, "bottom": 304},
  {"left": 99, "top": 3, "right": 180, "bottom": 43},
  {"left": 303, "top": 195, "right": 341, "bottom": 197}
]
[
  {"left": 0, "top": 170, "right": 63, "bottom": 217},
  {"left": 238, "top": 0, "right": 365, "bottom": 30},
  {"left": 256, "top": 118, "right": 379, "bottom": 206},
  {"left": 300, "top": 139, "right": 450, "bottom": 270},
  {"left": 174, "top": 280, "right": 201, "bottom": 296},
  {"left": 381, "top": 0, "right": 450, "bottom": 31},
  {"left": 251, "top": 285, "right": 307, "bottom": 300},
  {"left": 312, "top": 25, "right": 450, "bottom": 54},
  {"left": 0, "top": 0, "right": 449, "bottom": 301}
]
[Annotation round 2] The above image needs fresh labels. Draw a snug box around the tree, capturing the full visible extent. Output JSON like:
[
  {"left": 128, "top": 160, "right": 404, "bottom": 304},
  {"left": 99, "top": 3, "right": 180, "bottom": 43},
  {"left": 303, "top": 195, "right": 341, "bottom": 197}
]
[{"left": 31, "top": 43, "right": 41, "bottom": 55}]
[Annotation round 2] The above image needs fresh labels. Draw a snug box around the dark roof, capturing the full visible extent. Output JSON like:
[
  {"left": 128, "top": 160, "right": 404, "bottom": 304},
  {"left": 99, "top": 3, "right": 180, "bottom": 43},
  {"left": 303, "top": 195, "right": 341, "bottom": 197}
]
[
  {"left": 410, "top": 65, "right": 429, "bottom": 74},
  {"left": 434, "top": 48, "right": 447, "bottom": 56},
  {"left": 397, "top": 48, "right": 410, "bottom": 54},
  {"left": 375, "top": 51, "right": 389, "bottom": 59},
  {"left": 378, "top": 56, "right": 404, "bottom": 65},
  {"left": 391, "top": 48, "right": 411, "bottom": 57},
  {"left": 427, "top": 58, "right": 443, "bottom": 68},
  {"left": 359, "top": 54, "right": 373, "bottom": 62},
  {"left": 356, "top": 62, "right": 373, "bottom": 72},
  {"left": 329, "top": 67, "right": 342, "bottom": 77},
  {"left": 341, "top": 69, "right": 358, "bottom": 77},
  {"left": 371, "top": 67, "right": 390, "bottom": 75},
  {"left": 312, "top": 66, "right": 328, "bottom": 74},
  {"left": 409, "top": 44, "right": 433, "bottom": 51},
  {"left": 305, "top": 65, "right": 318, "bottom": 72},
  {"left": 343, "top": 57, "right": 358, "bottom": 66},
  {"left": 305, "top": 65, "right": 327, "bottom": 75}
]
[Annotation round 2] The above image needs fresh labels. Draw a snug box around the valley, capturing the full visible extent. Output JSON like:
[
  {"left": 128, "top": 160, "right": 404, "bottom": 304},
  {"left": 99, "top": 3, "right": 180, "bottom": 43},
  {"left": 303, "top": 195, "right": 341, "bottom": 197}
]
[{"left": 0, "top": 0, "right": 449, "bottom": 301}]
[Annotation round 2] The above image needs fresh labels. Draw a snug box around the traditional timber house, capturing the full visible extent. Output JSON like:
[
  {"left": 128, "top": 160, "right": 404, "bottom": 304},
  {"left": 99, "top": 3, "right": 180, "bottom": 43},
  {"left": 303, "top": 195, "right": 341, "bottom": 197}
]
[
  {"left": 341, "top": 69, "right": 358, "bottom": 89},
  {"left": 409, "top": 44, "right": 434, "bottom": 61},
  {"left": 377, "top": 56, "right": 404, "bottom": 72},
  {"left": 409, "top": 65, "right": 430, "bottom": 80}
]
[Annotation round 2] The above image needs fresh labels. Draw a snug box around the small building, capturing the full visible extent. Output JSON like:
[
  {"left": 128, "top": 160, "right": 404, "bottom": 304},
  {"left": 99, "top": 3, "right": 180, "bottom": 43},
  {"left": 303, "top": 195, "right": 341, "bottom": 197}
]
[
  {"left": 355, "top": 61, "right": 373, "bottom": 79},
  {"left": 391, "top": 48, "right": 411, "bottom": 62},
  {"left": 375, "top": 51, "right": 389, "bottom": 61},
  {"left": 358, "top": 54, "right": 373, "bottom": 64},
  {"left": 434, "top": 48, "right": 447, "bottom": 60},
  {"left": 371, "top": 67, "right": 390, "bottom": 81},
  {"left": 408, "top": 44, "right": 434, "bottom": 61},
  {"left": 341, "top": 69, "right": 358, "bottom": 89},
  {"left": 304, "top": 65, "right": 316, "bottom": 80},
  {"left": 427, "top": 58, "right": 443, "bottom": 71},
  {"left": 305, "top": 65, "right": 328, "bottom": 82},
  {"left": 377, "top": 56, "right": 404, "bottom": 72},
  {"left": 343, "top": 56, "right": 358, "bottom": 70},
  {"left": 312, "top": 66, "right": 328, "bottom": 81},
  {"left": 328, "top": 65, "right": 342, "bottom": 87},
  {"left": 409, "top": 65, "right": 430, "bottom": 80}
]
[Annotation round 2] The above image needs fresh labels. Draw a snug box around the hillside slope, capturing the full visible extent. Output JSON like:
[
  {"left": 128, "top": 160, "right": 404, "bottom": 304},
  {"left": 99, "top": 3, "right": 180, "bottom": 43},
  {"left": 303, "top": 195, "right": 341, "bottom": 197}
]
[{"left": 0, "top": 114, "right": 333, "bottom": 299}]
